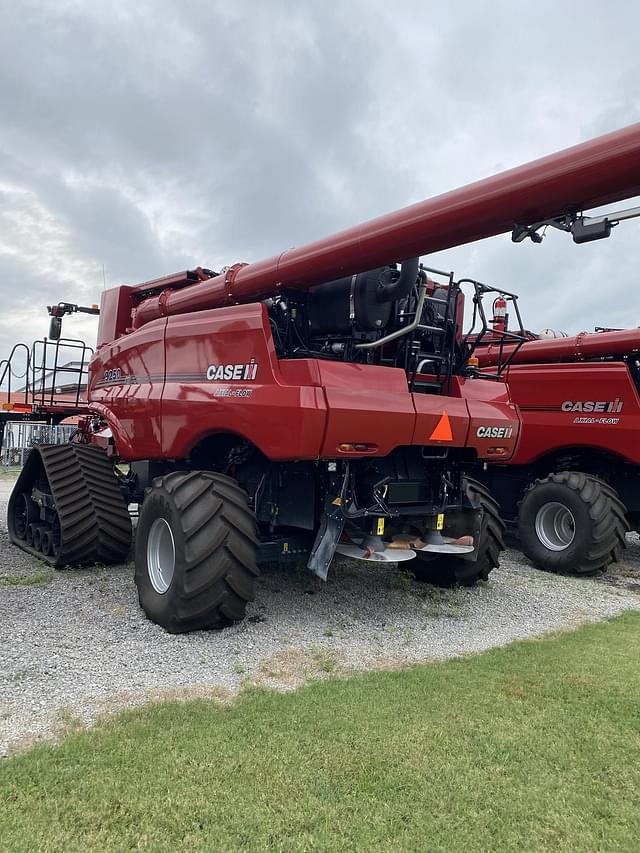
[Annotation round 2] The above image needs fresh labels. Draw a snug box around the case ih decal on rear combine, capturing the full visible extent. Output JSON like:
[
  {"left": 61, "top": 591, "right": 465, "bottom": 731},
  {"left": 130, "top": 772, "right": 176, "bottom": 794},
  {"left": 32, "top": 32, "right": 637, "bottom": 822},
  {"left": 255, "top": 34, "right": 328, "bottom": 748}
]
[
  {"left": 4, "top": 123, "right": 640, "bottom": 632},
  {"left": 561, "top": 399, "right": 624, "bottom": 413}
]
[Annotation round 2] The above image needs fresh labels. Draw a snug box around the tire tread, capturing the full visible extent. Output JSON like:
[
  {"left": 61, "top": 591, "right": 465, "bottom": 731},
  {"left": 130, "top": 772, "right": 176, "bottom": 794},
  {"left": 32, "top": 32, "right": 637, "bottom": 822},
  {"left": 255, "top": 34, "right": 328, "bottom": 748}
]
[{"left": 517, "top": 471, "right": 628, "bottom": 575}]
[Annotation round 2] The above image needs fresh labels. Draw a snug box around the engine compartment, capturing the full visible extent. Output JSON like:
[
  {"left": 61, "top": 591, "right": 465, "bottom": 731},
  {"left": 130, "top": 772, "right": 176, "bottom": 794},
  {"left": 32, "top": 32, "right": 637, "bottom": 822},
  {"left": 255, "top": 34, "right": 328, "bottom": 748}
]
[{"left": 265, "top": 259, "right": 464, "bottom": 390}]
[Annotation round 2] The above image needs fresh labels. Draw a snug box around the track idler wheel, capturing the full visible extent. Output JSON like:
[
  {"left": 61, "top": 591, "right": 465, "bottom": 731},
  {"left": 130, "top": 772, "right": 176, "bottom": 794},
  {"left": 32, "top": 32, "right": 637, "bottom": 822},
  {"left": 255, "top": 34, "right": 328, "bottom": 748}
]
[
  {"left": 12, "top": 493, "right": 38, "bottom": 541},
  {"left": 32, "top": 525, "right": 45, "bottom": 552},
  {"left": 40, "top": 529, "right": 54, "bottom": 557}
]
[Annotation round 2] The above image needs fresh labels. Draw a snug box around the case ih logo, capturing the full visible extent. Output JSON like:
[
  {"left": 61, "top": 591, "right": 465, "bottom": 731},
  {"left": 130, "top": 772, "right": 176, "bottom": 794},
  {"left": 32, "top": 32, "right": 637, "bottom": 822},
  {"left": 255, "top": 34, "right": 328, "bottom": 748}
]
[
  {"left": 476, "top": 426, "right": 513, "bottom": 439},
  {"left": 206, "top": 359, "right": 258, "bottom": 381},
  {"left": 561, "top": 398, "right": 623, "bottom": 413}
]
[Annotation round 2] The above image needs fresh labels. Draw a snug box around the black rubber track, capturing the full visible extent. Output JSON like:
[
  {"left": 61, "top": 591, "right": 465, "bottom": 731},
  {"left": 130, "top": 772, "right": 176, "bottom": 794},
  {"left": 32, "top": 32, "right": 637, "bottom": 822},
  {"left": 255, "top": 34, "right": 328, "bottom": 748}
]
[
  {"left": 8, "top": 444, "right": 132, "bottom": 567},
  {"left": 518, "top": 471, "right": 629, "bottom": 575},
  {"left": 73, "top": 444, "right": 132, "bottom": 564},
  {"left": 8, "top": 444, "right": 98, "bottom": 566},
  {"left": 409, "top": 476, "right": 505, "bottom": 586},
  {"left": 135, "top": 471, "right": 260, "bottom": 633}
]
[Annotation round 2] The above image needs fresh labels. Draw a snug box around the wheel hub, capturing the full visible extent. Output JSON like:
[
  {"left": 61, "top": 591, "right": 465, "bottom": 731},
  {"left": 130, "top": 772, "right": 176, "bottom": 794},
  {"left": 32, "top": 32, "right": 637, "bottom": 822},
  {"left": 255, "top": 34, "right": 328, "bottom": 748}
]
[
  {"left": 147, "top": 518, "right": 176, "bottom": 594},
  {"left": 535, "top": 501, "right": 576, "bottom": 551}
]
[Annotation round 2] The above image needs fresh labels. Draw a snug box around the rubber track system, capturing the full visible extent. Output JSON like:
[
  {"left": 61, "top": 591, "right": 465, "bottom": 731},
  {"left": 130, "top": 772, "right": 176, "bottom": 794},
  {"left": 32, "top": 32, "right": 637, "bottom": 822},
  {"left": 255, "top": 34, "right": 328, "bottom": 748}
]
[
  {"left": 518, "top": 471, "right": 628, "bottom": 575},
  {"left": 8, "top": 444, "right": 131, "bottom": 568},
  {"left": 73, "top": 444, "right": 132, "bottom": 563}
]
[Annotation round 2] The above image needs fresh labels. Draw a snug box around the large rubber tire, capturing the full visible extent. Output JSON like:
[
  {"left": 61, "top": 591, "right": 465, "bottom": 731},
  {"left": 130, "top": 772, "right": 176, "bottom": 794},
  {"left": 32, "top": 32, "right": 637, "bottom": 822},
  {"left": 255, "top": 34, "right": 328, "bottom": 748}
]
[
  {"left": 135, "top": 471, "right": 259, "bottom": 633},
  {"left": 517, "top": 471, "right": 628, "bottom": 575},
  {"left": 408, "top": 477, "right": 505, "bottom": 586}
]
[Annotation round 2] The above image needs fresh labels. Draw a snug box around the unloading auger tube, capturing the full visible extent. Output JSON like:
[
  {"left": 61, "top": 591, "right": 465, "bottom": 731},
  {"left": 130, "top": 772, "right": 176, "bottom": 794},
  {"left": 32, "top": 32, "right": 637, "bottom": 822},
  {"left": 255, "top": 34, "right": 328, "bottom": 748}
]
[
  {"left": 476, "top": 327, "right": 640, "bottom": 368},
  {"left": 130, "top": 122, "right": 640, "bottom": 329}
]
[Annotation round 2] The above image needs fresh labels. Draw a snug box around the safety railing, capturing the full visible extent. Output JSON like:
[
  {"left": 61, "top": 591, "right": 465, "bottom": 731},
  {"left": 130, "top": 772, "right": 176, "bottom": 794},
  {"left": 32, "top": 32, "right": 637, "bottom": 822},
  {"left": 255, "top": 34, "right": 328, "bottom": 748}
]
[{"left": 0, "top": 338, "right": 93, "bottom": 411}]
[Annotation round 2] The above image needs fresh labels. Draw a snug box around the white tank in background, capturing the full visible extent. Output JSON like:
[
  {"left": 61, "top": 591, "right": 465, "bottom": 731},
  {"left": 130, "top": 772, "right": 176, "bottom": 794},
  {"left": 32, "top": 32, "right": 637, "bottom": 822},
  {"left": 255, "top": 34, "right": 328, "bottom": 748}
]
[{"left": 537, "top": 328, "right": 569, "bottom": 339}]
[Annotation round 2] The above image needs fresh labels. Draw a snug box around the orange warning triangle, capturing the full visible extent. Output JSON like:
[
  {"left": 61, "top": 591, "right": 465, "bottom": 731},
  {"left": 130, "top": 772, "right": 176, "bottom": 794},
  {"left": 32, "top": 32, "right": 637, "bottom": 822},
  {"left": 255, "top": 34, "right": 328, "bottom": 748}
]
[{"left": 429, "top": 411, "right": 453, "bottom": 441}]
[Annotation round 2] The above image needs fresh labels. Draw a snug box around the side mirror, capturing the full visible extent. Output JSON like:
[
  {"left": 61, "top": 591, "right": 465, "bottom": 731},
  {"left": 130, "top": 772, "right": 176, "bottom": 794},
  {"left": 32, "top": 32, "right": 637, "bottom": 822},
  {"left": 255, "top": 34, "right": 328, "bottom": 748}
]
[
  {"left": 49, "top": 315, "right": 62, "bottom": 340},
  {"left": 571, "top": 219, "right": 612, "bottom": 244}
]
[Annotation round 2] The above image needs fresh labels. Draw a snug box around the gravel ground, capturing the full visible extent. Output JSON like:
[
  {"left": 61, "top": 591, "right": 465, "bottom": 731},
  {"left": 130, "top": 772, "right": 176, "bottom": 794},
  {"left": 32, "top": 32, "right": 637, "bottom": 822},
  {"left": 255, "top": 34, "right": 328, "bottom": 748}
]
[{"left": 2, "top": 474, "right": 640, "bottom": 756}]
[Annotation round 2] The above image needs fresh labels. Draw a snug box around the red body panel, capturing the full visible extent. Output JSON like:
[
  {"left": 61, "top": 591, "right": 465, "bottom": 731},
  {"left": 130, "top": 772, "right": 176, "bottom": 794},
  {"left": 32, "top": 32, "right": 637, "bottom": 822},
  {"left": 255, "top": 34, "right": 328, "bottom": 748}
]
[
  {"left": 97, "top": 286, "right": 134, "bottom": 349},
  {"left": 461, "top": 376, "right": 521, "bottom": 458},
  {"left": 502, "top": 362, "right": 640, "bottom": 465},
  {"left": 88, "top": 304, "right": 519, "bottom": 463},
  {"left": 412, "top": 394, "right": 470, "bottom": 448},
  {"left": 315, "top": 362, "right": 415, "bottom": 457},
  {"left": 161, "top": 306, "right": 327, "bottom": 461},
  {"left": 89, "top": 319, "right": 166, "bottom": 459}
]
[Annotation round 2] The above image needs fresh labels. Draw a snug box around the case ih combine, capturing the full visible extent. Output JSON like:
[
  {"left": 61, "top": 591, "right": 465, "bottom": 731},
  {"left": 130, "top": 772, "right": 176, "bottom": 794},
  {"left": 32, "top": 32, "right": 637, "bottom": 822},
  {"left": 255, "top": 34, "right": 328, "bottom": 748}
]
[
  {"left": 477, "top": 313, "right": 640, "bottom": 575},
  {"left": 3, "top": 123, "right": 640, "bottom": 632}
]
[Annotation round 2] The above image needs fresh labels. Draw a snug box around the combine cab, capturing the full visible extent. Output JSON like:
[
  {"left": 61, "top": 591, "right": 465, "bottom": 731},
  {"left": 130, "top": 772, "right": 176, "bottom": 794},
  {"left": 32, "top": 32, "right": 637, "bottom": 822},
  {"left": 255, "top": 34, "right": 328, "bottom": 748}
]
[{"left": 5, "top": 123, "right": 640, "bottom": 630}]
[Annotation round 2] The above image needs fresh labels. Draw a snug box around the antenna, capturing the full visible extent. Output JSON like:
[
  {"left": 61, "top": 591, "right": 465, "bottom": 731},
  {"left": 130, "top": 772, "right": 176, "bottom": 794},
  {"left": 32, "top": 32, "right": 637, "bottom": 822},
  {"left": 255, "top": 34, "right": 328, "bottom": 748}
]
[{"left": 102, "top": 264, "right": 107, "bottom": 290}]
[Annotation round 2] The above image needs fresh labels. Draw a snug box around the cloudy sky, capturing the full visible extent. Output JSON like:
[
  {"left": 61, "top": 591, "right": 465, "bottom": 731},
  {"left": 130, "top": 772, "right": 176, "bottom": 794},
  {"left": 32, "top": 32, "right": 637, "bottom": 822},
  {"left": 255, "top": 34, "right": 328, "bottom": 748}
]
[{"left": 1, "top": 0, "right": 639, "bottom": 371}]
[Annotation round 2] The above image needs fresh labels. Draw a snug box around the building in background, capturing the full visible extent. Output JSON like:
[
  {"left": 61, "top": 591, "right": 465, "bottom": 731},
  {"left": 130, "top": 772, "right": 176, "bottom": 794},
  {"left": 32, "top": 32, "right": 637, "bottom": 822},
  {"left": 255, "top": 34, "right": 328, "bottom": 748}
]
[{"left": 1, "top": 420, "right": 77, "bottom": 467}]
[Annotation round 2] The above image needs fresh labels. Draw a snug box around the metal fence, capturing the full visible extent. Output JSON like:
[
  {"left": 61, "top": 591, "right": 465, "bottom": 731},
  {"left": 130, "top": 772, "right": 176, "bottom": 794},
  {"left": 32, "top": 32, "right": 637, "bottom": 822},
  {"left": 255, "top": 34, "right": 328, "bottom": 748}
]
[{"left": 1, "top": 421, "right": 76, "bottom": 467}]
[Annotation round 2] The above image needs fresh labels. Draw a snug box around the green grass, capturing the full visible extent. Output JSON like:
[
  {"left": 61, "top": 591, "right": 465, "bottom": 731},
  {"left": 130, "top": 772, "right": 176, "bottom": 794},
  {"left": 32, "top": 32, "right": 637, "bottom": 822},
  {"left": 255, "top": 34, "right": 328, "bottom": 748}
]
[
  {"left": 0, "top": 569, "right": 54, "bottom": 587},
  {"left": 2, "top": 614, "right": 640, "bottom": 852},
  {"left": 0, "top": 466, "right": 20, "bottom": 479}
]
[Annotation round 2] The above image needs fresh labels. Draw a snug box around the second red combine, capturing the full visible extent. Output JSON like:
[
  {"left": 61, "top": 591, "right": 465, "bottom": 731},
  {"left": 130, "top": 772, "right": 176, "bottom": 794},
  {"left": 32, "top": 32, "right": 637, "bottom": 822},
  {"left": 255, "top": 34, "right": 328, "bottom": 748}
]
[{"left": 477, "top": 315, "right": 640, "bottom": 575}]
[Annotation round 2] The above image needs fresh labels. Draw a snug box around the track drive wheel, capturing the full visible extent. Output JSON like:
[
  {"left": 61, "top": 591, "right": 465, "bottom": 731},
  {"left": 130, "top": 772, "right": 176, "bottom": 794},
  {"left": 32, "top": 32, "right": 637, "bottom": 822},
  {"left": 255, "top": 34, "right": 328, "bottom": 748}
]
[
  {"left": 135, "top": 471, "right": 259, "bottom": 633},
  {"left": 408, "top": 477, "right": 505, "bottom": 587},
  {"left": 517, "top": 471, "right": 628, "bottom": 574}
]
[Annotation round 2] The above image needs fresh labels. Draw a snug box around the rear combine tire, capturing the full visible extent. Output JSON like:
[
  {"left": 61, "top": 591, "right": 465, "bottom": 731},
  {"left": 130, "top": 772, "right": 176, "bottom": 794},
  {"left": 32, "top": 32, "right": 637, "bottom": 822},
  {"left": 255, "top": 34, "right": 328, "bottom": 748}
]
[
  {"left": 134, "top": 471, "right": 259, "bottom": 633},
  {"left": 408, "top": 477, "right": 505, "bottom": 586},
  {"left": 517, "top": 471, "right": 628, "bottom": 574}
]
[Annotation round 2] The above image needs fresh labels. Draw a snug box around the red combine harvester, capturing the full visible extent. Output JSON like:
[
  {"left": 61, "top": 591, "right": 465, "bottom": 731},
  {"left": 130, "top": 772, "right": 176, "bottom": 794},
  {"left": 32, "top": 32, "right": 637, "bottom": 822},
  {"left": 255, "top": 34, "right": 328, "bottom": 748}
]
[
  {"left": 4, "top": 124, "right": 640, "bottom": 631},
  {"left": 476, "top": 314, "right": 640, "bottom": 574}
]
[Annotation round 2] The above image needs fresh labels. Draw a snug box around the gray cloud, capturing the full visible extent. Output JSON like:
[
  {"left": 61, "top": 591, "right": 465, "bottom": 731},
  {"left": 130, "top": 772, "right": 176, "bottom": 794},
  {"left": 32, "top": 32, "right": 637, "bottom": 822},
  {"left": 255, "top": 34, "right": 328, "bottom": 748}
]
[{"left": 1, "top": 0, "right": 639, "bottom": 373}]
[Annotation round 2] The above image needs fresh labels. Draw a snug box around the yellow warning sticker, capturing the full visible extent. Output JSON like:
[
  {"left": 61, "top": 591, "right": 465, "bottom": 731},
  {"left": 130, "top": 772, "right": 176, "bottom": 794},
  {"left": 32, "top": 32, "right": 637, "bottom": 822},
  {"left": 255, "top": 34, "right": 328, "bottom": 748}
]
[
  {"left": 436, "top": 513, "right": 445, "bottom": 531},
  {"left": 376, "top": 518, "right": 385, "bottom": 536}
]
